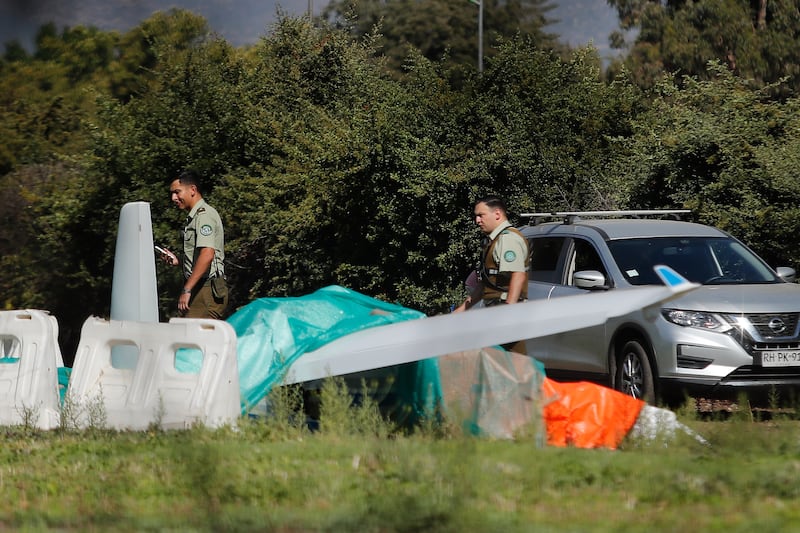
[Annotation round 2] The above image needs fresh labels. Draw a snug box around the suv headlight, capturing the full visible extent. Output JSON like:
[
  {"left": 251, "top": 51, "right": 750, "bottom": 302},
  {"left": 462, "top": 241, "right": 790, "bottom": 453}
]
[{"left": 661, "top": 309, "right": 730, "bottom": 331}]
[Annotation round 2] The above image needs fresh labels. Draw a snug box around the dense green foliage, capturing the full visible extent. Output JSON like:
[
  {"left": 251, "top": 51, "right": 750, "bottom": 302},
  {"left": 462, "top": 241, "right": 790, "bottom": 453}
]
[
  {"left": 614, "top": 62, "right": 800, "bottom": 267},
  {"left": 322, "top": 0, "right": 561, "bottom": 74},
  {"left": 3, "top": 7, "right": 800, "bottom": 361},
  {"left": 0, "top": 9, "right": 214, "bottom": 356},
  {"left": 608, "top": 0, "right": 800, "bottom": 92}
]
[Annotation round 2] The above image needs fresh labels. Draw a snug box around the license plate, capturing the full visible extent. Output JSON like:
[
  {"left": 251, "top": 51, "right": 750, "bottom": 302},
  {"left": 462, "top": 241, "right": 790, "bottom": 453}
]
[{"left": 760, "top": 350, "right": 800, "bottom": 367}]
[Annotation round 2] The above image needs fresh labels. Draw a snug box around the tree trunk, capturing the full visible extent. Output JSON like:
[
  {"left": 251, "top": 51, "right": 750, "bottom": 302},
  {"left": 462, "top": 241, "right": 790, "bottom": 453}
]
[{"left": 757, "top": 0, "right": 767, "bottom": 30}]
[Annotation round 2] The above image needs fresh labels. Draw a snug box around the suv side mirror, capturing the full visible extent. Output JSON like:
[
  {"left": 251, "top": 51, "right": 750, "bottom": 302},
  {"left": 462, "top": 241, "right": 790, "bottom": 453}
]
[
  {"left": 776, "top": 266, "right": 796, "bottom": 283},
  {"left": 573, "top": 270, "right": 609, "bottom": 290}
]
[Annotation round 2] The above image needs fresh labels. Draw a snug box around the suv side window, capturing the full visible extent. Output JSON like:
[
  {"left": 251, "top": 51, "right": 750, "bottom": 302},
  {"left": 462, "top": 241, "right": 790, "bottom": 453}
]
[
  {"left": 529, "top": 237, "right": 566, "bottom": 283},
  {"left": 566, "top": 239, "right": 608, "bottom": 286}
]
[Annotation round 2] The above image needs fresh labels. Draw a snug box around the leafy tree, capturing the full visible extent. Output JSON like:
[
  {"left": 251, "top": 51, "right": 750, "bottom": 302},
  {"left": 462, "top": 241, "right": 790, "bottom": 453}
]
[
  {"left": 0, "top": 161, "right": 92, "bottom": 358},
  {"left": 322, "top": 0, "right": 560, "bottom": 73},
  {"left": 612, "top": 62, "right": 800, "bottom": 269},
  {"left": 0, "top": 58, "right": 92, "bottom": 174},
  {"left": 2, "top": 40, "right": 29, "bottom": 62},
  {"left": 0, "top": 10, "right": 219, "bottom": 359},
  {"left": 608, "top": 0, "right": 800, "bottom": 93},
  {"left": 108, "top": 8, "right": 211, "bottom": 101},
  {"left": 216, "top": 26, "right": 632, "bottom": 312},
  {"left": 34, "top": 24, "right": 118, "bottom": 84},
  {"left": 0, "top": 10, "right": 208, "bottom": 176},
  {"left": 465, "top": 39, "right": 639, "bottom": 213}
]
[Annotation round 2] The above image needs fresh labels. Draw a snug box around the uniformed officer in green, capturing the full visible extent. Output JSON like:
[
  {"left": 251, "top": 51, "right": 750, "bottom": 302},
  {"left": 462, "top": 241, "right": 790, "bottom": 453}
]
[
  {"left": 160, "top": 170, "right": 228, "bottom": 319},
  {"left": 454, "top": 195, "right": 529, "bottom": 353}
]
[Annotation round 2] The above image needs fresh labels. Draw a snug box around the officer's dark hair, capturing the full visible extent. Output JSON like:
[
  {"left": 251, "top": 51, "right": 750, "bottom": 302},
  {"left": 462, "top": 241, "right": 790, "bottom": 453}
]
[
  {"left": 177, "top": 169, "right": 203, "bottom": 194},
  {"left": 474, "top": 195, "right": 508, "bottom": 217}
]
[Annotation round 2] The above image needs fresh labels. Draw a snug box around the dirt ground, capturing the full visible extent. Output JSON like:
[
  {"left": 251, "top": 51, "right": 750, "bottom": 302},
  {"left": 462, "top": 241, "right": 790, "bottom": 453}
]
[
  {"left": 694, "top": 397, "right": 738, "bottom": 413},
  {"left": 693, "top": 396, "right": 796, "bottom": 419}
]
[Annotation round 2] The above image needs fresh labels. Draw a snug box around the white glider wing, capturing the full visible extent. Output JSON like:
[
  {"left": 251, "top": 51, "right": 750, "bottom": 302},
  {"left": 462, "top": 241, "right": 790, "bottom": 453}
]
[{"left": 282, "top": 265, "right": 697, "bottom": 385}]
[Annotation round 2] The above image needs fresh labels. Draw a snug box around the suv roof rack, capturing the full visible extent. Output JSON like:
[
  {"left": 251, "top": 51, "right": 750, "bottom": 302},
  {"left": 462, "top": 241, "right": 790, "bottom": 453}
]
[{"left": 521, "top": 209, "right": 691, "bottom": 225}]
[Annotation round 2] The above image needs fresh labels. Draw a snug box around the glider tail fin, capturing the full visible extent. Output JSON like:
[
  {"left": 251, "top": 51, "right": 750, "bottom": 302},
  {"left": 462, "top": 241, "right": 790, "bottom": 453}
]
[{"left": 654, "top": 264, "right": 695, "bottom": 293}]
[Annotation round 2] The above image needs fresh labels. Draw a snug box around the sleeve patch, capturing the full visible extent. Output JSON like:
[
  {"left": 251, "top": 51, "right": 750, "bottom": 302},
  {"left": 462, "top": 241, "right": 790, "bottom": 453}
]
[
  {"left": 200, "top": 224, "right": 213, "bottom": 236},
  {"left": 503, "top": 250, "right": 517, "bottom": 262}
]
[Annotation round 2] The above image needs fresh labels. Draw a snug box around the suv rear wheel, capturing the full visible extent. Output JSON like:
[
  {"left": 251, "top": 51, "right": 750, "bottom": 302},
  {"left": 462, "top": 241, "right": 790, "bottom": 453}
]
[{"left": 615, "top": 339, "right": 655, "bottom": 404}]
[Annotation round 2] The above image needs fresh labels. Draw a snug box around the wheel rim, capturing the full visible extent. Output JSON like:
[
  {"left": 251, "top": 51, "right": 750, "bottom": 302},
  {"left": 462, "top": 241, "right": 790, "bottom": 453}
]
[{"left": 621, "top": 351, "right": 644, "bottom": 399}]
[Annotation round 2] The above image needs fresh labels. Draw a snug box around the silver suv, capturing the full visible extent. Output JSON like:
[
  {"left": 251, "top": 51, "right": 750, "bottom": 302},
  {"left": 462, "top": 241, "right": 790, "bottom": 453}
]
[{"left": 519, "top": 210, "right": 800, "bottom": 404}]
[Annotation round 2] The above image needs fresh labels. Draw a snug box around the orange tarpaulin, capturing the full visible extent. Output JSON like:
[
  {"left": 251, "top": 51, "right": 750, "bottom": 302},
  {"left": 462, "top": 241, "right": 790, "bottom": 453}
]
[{"left": 542, "top": 377, "right": 645, "bottom": 449}]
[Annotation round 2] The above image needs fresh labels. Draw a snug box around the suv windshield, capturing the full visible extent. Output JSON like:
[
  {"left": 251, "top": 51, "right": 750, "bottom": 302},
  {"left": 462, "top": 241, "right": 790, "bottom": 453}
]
[{"left": 607, "top": 237, "right": 779, "bottom": 286}]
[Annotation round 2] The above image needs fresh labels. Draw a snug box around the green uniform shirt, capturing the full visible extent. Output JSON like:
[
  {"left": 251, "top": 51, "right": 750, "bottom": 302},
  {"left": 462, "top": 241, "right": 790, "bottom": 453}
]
[
  {"left": 182, "top": 198, "right": 225, "bottom": 280},
  {"left": 487, "top": 221, "right": 528, "bottom": 273},
  {"left": 482, "top": 221, "right": 529, "bottom": 301}
]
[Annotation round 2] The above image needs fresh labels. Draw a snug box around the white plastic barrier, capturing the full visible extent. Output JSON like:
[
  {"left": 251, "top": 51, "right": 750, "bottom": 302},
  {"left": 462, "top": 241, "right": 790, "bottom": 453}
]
[
  {"left": 0, "top": 309, "right": 63, "bottom": 429},
  {"left": 67, "top": 317, "right": 240, "bottom": 430}
]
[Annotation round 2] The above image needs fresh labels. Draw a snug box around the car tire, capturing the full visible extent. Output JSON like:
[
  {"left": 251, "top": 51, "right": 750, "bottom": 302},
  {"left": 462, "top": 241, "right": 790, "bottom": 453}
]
[{"left": 615, "top": 339, "right": 655, "bottom": 404}]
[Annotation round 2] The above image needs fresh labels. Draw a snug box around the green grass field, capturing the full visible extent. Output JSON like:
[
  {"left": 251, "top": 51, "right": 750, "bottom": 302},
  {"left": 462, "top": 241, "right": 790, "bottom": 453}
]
[{"left": 4, "top": 383, "right": 800, "bottom": 532}]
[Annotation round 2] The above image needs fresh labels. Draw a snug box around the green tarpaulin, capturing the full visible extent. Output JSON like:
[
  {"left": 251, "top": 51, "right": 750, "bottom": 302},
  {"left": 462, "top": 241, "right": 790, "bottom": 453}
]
[{"left": 177, "top": 285, "right": 442, "bottom": 421}]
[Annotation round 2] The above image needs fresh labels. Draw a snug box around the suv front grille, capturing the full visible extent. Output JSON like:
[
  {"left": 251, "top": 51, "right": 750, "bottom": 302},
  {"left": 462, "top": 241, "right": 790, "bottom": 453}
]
[
  {"left": 744, "top": 313, "right": 800, "bottom": 339},
  {"left": 723, "top": 313, "right": 800, "bottom": 352}
]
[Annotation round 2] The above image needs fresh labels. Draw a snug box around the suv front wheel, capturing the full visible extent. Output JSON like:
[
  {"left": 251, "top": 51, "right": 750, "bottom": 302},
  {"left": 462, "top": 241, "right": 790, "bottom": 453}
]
[{"left": 614, "top": 339, "right": 655, "bottom": 404}]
